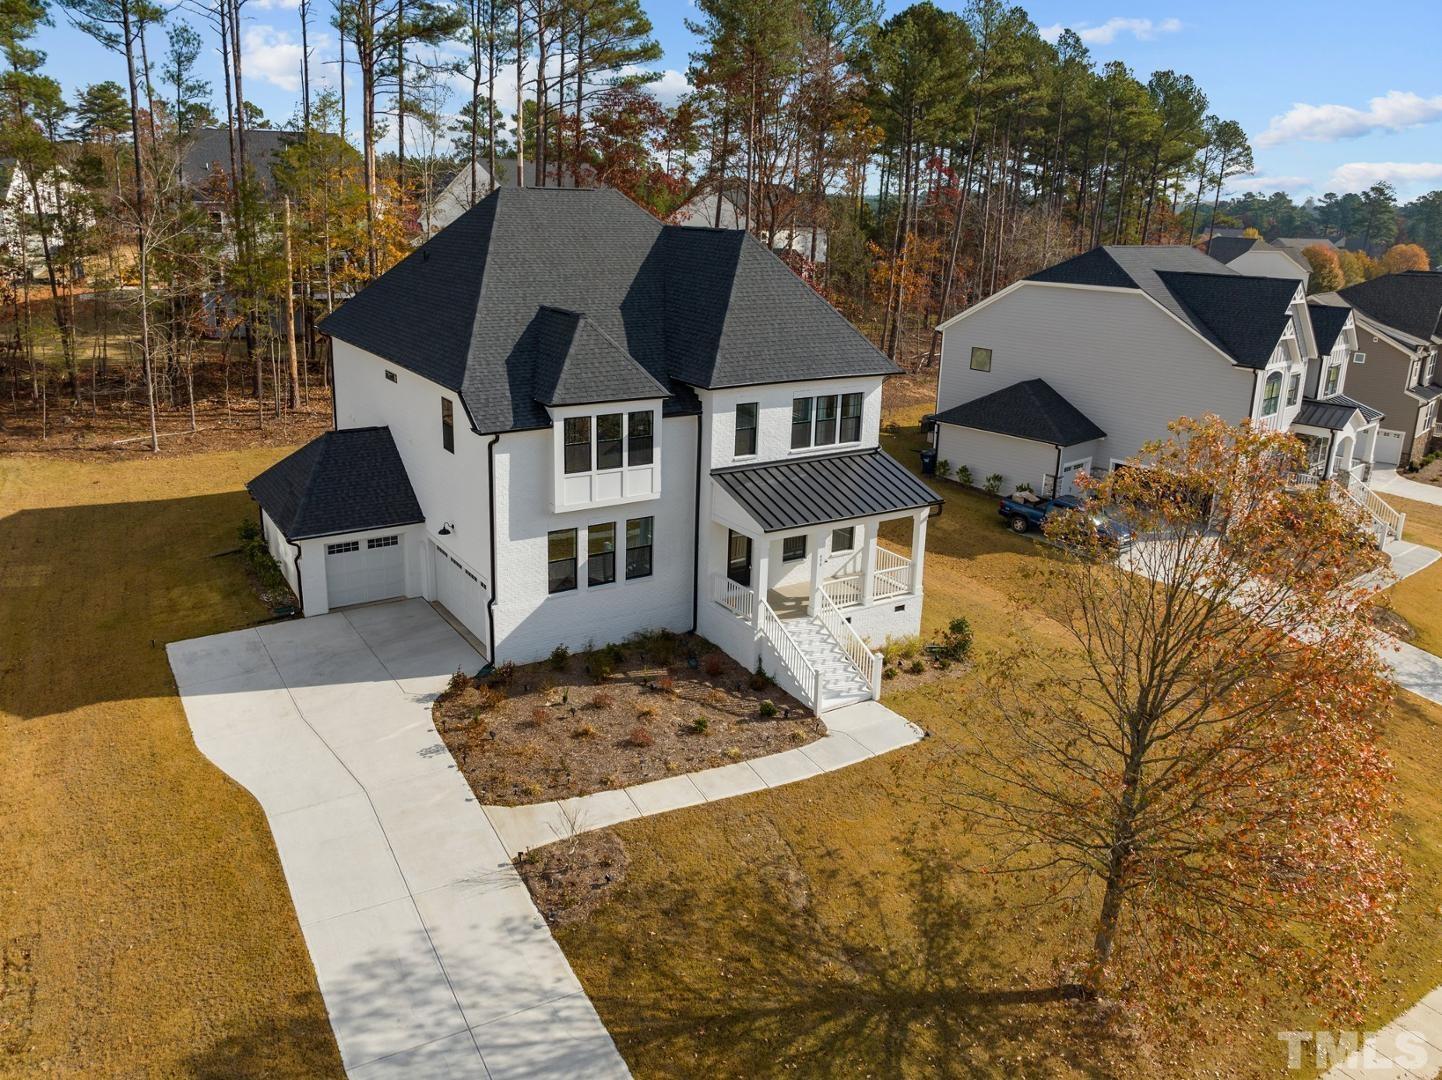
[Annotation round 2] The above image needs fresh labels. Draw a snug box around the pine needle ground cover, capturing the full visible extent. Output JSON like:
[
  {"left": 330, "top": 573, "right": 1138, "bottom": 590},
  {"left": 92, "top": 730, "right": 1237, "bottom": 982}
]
[{"left": 0, "top": 451, "right": 342, "bottom": 1078}]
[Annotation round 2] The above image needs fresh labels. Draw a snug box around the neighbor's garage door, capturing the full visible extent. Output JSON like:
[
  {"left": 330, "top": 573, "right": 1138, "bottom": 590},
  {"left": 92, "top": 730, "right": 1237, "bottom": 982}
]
[
  {"left": 1375, "top": 429, "right": 1405, "bottom": 467},
  {"left": 432, "top": 542, "right": 488, "bottom": 648},
  {"left": 325, "top": 534, "right": 406, "bottom": 608}
]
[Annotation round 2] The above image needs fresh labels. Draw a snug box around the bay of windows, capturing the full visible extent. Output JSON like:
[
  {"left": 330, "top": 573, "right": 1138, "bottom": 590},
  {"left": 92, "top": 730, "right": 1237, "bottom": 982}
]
[
  {"left": 563, "top": 409, "right": 657, "bottom": 475},
  {"left": 791, "top": 392, "right": 863, "bottom": 450}
]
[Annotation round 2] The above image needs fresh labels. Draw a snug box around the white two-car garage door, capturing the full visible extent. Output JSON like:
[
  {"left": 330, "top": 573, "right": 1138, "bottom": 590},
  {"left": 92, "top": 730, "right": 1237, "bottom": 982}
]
[
  {"left": 432, "top": 542, "right": 488, "bottom": 650},
  {"left": 325, "top": 534, "right": 406, "bottom": 608}
]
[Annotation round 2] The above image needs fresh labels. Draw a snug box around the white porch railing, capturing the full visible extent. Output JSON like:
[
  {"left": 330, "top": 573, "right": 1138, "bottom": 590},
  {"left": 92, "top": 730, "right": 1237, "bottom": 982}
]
[
  {"left": 873, "top": 545, "right": 913, "bottom": 600},
  {"left": 758, "top": 598, "right": 824, "bottom": 709},
  {"left": 822, "top": 574, "right": 862, "bottom": 608},
  {"left": 714, "top": 574, "right": 755, "bottom": 621},
  {"left": 1331, "top": 478, "right": 1405, "bottom": 547},
  {"left": 815, "top": 587, "right": 883, "bottom": 699}
]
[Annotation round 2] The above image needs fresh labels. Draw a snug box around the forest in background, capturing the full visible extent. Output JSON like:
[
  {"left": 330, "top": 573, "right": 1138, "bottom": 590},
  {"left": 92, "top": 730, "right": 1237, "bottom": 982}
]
[{"left": 3, "top": 0, "right": 1441, "bottom": 449}]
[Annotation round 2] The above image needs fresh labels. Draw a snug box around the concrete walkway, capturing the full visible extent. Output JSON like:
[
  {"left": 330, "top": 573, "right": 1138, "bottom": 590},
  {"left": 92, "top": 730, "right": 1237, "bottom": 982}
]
[
  {"left": 1369, "top": 467, "right": 1442, "bottom": 508},
  {"left": 483, "top": 699, "right": 924, "bottom": 855},
  {"left": 1321, "top": 987, "right": 1442, "bottom": 1078},
  {"left": 169, "top": 600, "right": 628, "bottom": 1079}
]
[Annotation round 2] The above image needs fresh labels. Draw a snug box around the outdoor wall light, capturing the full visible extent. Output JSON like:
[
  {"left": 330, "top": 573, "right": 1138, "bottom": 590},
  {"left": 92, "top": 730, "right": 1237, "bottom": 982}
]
[{"left": 438, "top": 522, "right": 455, "bottom": 536}]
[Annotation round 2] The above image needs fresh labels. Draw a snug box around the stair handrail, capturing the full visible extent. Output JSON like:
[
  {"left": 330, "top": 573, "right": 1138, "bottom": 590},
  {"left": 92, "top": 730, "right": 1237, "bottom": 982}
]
[
  {"left": 1329, "top": 477, "right": 1403, "bottom": 547},
  {"left": 758, "top": 598, "right": 823, "bottom": 710},
  {"left": 814, "top": 586, "right": 882, "bottom": 697}
]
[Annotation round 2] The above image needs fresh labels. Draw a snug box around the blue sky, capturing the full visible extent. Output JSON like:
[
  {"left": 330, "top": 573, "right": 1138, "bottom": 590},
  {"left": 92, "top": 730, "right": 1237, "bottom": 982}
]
[{"left": 32, "top": 0, "right": 1442, "bottom": 201}]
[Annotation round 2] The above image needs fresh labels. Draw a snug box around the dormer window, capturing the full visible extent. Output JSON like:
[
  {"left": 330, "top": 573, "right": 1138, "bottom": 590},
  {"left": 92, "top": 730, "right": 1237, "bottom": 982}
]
[
  {"left": 1324, "top": 363, "right": 1341, "bottom": 396},
  {"left": 1261, "top": 372, "right": 1282, "bottom": 416},
  {"left": 564, "top": 417, "right": 591, "bottom": 473},
  {"left": 553, "top": 403, "right": 663, "bottom": 511}
]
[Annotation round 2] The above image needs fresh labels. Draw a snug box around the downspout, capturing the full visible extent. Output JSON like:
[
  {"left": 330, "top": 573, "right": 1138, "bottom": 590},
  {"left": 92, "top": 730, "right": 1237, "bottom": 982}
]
[
  {"left": 1054, "top": 444, "right": 1063, "bottom": 496},
  {"left": 690, "top": 414, "right": 703, "bottom": 632},
  {"left": 485, "top": 432, "right": 500, "bottom": 663}
]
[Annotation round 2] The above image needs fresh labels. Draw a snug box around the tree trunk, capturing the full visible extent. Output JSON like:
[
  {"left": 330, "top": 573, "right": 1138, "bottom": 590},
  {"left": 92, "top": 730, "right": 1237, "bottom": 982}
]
[{"left": 284, "top": 197, "right": 300, "bottom": 408}]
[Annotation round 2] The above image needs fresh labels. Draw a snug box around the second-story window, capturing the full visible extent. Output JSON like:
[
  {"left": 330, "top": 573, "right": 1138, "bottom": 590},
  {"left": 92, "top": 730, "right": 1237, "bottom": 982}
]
[
  {"left": 627, "top": 411, "right": 654, "bottom": 465},
  {"left": 1287, "top": 373, "right": 1301, "bottom": 406},
  {"left": 790, "top": 392, "right": 865, "bottom": 450},
  {"left": 839, "top": 393, "right": 862, "bottom": 442},
  {"left": 441, "top": 397, "right": 454, "bottom": 453},
  {"left": 1324, "top": 363, "right": 1341, "bottom": 396},
  {"left": 596, "top": 413, "right": 624, "bottom": 470},
  {"left": 791, "top": 397, "right": 813, "bottom": 449},
  {"left": 815, "top": 395, "right": 839, "bottom": 444},
  {"left": 564, "top": 416, "right": 591, "bottom": 473},
  {"left": 735, "top": 402, "right": 758, "bottom": 456},
  {"left": 970, "top": 346, "right": 992, "bottom": 371},
  {"left": 1261, "top": 372, "right": 1282, "bottom": 416}
]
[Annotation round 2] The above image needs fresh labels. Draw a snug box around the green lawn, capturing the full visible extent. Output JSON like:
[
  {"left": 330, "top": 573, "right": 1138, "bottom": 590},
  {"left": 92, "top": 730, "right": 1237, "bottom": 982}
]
[
  {"left": 0, "top": 452, "right": 342, "bottom": 1078},
  {"left": 542, "top": 433, "right": 1442, "bottom": 1079}
]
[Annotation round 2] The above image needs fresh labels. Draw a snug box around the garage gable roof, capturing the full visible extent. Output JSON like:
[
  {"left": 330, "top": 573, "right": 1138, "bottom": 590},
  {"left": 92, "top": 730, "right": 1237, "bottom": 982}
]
[{"left": 248, "top": 427, "right": 424, "bottom": 540}]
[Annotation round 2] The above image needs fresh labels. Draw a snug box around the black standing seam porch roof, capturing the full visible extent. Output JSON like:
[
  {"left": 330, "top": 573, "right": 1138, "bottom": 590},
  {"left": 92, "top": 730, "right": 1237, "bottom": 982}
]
[
  {"left": 712, "top": 448, "right": 942, "bottom": 533},
  {"left": 1292, "top": 394, "right": 1384, "bottom": 431}
]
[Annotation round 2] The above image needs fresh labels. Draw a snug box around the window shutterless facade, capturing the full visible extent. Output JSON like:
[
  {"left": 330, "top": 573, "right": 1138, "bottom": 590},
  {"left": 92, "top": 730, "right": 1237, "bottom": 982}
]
[
  {"left": 791, "top": 391, "right": 864, "bottom": 450},
  {"left": 588, "top": 523, "right": 616, "bottom": 586},
  {"left": 441, "top": 397, "right": 454, "bottom": 453},
  {"left": 1287, "top": 373, "right": 1301, "bottom": 406},
  {"left": 839, "top": 393, "right": 862, "bottom": 442},
  {"left": 596, "top": 413, "right": 624, "bottom": 470},
  {"left": 1325, "top": 363, "right": 1341, "bottom": 396},
  {"left": 626, "top": 516, "right": 653, "bottom": 579},
  {"left": 1261, "top": 372, "right": 1282, "bottom": 416},
  {"left": 815, "top": 395, "right": 838, "bottom": 444},
  {"left": 564, "top": 416, "right": 591, "bottom": 473},
  {"left": 832, "top": 526, "right": 855, "bottom": 551},
  {"left": 791, "top": 397, "right": 813, "bottom": 449},
  {"left": 627, "top": 411, "right": 654, "bottom": 465},
  {"left": 969, "top": 346, "right": 992, "bottom": 372},
  {"left": 735, "top": 402, "right": 758, "bottom": 456},
  {"left": 782, "top": 535, "right": 807, "bottom": 562},
  {"left": 547, "top": 529, "right": 577, "bottom": 593}
]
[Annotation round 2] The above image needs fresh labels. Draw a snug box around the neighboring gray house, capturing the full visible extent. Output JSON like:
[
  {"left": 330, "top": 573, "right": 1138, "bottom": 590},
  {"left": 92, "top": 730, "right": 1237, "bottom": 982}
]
[
  {"left": 932, "top": 244, "right": 1401, "bottom": 541},
  {"left": 1316, "top": 271, "right": 1442, "bottom": 467},
  {"left": 1206, "top": 234, "right": 1342, "bottom": 283}
]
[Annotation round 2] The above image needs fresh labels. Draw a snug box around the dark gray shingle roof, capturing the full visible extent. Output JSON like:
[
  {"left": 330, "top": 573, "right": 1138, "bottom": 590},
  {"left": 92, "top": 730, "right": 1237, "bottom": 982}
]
[
  {"left": 1339, "top": 272, "right": 1442, "bottom": 345},
  {"left": 320, "top": 187, "right": 897, "bottom": 434},
  {"left": 1206, "top": 236, "right": 1260, "bottom": 264},
  {"left": 247, "top": 427, "right": 423, "bottom": 540},
  {"left": 713, "top": 449, "right": 941, "bottom": 533},
  {"left": 1306, "top": 300, "right": 1352, "bottom": 356},
  {"left": 532, "top": 307, "right": 668, "bottom": 406},
  {"left": 1293, "top": 394, "right": 1383, "bottom": 430},
  {"left": 1027, "top": 245, "right": 1299, "bottom": 369},
  {"left": 182, "top": 127, "right": 297, "bottom": 192},
  {"left": 932, "top": 378, "right": 1105, "bottom": 447}
]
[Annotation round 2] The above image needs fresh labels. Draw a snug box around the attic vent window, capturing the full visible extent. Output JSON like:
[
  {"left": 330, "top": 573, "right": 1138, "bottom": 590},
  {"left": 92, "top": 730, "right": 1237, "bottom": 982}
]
[{"left": 385, "top": 370, "right": 398, "bottom": 383}]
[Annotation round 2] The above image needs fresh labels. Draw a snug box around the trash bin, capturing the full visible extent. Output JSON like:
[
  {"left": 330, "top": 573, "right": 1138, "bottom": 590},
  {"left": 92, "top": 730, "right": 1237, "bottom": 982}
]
[{"left": 919, "top": 448, "right": 938, "bottom": 476}]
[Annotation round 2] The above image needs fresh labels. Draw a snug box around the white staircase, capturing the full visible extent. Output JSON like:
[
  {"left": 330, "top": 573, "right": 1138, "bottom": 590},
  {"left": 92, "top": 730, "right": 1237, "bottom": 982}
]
[
  {"left": 1332, "top": 477, "right": 1406, "bottom": 548},
  {"left": 783, "top": 616, "right": 874, "bottom": 709}
]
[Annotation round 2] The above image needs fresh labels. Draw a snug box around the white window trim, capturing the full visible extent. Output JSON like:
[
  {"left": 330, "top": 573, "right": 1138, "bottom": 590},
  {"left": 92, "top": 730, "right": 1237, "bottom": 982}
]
[{"left": 549, "top": 399, "right": 665, "bottom": 513}]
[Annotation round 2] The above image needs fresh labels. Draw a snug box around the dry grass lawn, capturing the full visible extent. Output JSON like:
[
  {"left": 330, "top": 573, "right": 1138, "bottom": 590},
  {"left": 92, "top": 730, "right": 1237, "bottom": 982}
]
[
  {"left": 543, "top": 431, "right": 1442, "bottom": 1079},
  {"left": 0, "top": 451, "right": 342, "bottom": 1078},
  {"left": 1383, "top": 495, "right": 1442, "bottom": 656}
]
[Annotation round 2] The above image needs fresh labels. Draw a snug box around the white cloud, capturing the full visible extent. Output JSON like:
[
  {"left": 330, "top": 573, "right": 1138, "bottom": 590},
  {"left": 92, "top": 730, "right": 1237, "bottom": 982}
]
[
  {"left": 243, "top": 25, "right": 305, "bottom": 93},
  {"left": 1256, "top": 90, "right": 1442, "bottom": 148},
  {"left": 1224, "top": 173, "right": 1313, "bottom": 195},
  {"left": 1328, "top": 161, "right": 1442, "bottom": 192},
  {"left": 648, "top": 68, "right": 692, "bottom": 104},
  {"left": 1038, "top": 16, "right": 1182, "bottom": 46},
  {"left": 250, "top": 0, "right": 300, "bottom": 10}
]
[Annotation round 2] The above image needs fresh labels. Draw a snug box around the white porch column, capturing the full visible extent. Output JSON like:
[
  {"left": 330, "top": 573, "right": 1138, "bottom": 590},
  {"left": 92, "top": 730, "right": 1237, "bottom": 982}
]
[
  {"left": 859, "top": 520, "right": 878, "bottom": 606},
  {"left": 751, "top": 532, "right": 769, "bottom": 630},
  {"left": 911, "top": 510, "right": 929, "bottom": 597},
  {"left": 809, "top": 527, "right": 830, "bottom": 611}
]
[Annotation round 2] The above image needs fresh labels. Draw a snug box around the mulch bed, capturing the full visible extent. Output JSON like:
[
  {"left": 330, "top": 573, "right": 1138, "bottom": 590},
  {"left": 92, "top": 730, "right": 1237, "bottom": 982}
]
[
  {"left": 515, "top": 831, "right": 630, "bottom": 928},
  {"left": 434, "top": 630, "right": 824, "bottom": 805}
]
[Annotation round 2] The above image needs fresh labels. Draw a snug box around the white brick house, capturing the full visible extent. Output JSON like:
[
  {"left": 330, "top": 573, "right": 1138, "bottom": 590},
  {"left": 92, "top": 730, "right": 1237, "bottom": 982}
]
[{"left": 248, "top": 187, "right": 941, "bottom": 712}]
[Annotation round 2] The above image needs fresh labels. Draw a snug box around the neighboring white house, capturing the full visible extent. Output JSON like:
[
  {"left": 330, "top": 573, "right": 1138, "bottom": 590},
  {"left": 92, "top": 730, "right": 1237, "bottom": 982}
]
[
  {"left": 0, "top": 159, "right": 88, "bottom": 278},
  {"left": 931, "top": 244, "right": 1401, "bottom": 542},
  {"left": 249, "top": 185, "right": 940, "bottom": 713},
  {"left": 672, "top": 186, "right": 829, "bottom": 264}
]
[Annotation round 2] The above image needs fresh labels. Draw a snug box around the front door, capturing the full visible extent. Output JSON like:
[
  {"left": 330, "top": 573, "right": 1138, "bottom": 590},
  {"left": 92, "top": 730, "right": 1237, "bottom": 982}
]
[{"left": 726, "top": 530, "right": 752, "bottom": 587}]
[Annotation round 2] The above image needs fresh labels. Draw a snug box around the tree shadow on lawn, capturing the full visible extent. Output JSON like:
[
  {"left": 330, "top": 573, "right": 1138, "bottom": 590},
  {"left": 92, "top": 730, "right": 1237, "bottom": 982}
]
[
  {"left": 0, "top": 491, "right": 267, "bottom": 720},
  {"left": 582, "top": 840, "right": 1132, "bottom": 1079}
]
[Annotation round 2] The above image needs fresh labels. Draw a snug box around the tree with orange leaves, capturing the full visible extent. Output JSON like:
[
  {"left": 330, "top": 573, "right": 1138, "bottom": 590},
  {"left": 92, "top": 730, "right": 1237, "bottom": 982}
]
[
  {"left": 961, "top": 416, "right": 1403, "bottom": 1014},
  {"left": 1380, "top": 243, "right": 1430, "bottom": 274}
]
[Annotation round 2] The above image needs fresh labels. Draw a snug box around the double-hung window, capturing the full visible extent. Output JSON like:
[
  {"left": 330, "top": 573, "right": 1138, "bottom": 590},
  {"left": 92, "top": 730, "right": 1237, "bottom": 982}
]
[
  {"left": 547, "top": 529, "right": 577, "bottom": 593},
  {"left": 735, "top": 403, "right": 758, "bottom": 456},
  {"left": 1324, "top": 363, "right": 1341, "bottom": 396},
  {"left": 627, "top": 411, "right": 654, "bottom": 465},
  {"left": 1286, "top": 373, "right": 1301, "bottom": 406},
  {"left": 588, "top": 523, "right": 616, "bottom": 586},
  {"left": 815, "top": 395, "right": 839, "bottom": 445},
  {"left": 839, "top": 393, "right": 862, "bottom": 442},
  {"left": 1261, "top": 373, "right": 1282, "bottom": 416},
  {"left": 564, "top": 417, "right": 591, "bottom": 473},
  {"left": 791, "top": 397, "right": 813, "bottom": 449},
  {"left": 596, "top": 413, "right": 624, "bottom": 470},
  {"left": 441, "top": 397, "right": 454, "bottom": 453},
  {"left": 626, "top": 516, "right": 653, "bottom": 579}
]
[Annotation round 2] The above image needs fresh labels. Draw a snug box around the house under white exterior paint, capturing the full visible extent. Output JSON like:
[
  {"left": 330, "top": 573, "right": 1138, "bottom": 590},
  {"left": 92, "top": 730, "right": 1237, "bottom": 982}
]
[{"left": 249, "top": 186, "right": 941, "bottom": 713}]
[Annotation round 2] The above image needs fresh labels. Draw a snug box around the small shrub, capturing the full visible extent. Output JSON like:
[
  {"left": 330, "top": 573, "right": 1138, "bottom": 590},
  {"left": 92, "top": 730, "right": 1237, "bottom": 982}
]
[
  {"left": 656, "top": 675, "right": 675, "bottom": 695},
  {"left": 627, "top": 726, "right": 654, "bottom": 748},
  {"left": 933, "top": 616, "right": 974, "bottom": 662},
  {"left": 587, "top": 653, "right": 616, "bottom": 681},
  {"left": 935, "top": 458, "right": 953, "bottom": 480},
  {"left": 955, "top": 464, "right": 973, "bottom": 487},
  {"left": 527, "top": 706, "right": 549, "bottom": 727},
  {"left": 591, "top": 691, "right": 615, "bottom": 710},
  {"left": 474, "top": 685, "right": 506, "bottom": 711},
  {"left": 238, "top": 519, "right": 288, "bottom": 590},
  {"left": 701, "top": 652, "right": 726, "bottom": 678},
  {"left": 983, "top": 473, "right": 1004, "bottom": 495},
  {"left": 488, "top": 661, "right": 516, "bottom": 687},
  {"left": 689, "top": 716, "right": 710, "bottom": 734},
  {"left": 881, "top": 635, "right": 924, "bottom": 666},
  {"left": 637, "top": 706, "right": 657, "bottom": 721},
  {"left": 549, "top": 644, "right": 570, "bottom": 670},
  {"left": 907, "top": 658, "right": 925, "bottom": 675},
  {"left": 444, "top": 669, "right": 472, "bottom": 698},
  {"left": 748, "top": 660, "right": 772, "bottom": 691},
  {"left": 882, "top": 667, "right": 898, "bottom": 680},
  {"left": 1015, "top": 481, "right": 1034, "bottom": 493},
  {"left": 725, "top": 746, "right": 743, "bottom": 761},
  {"left": 758, "top": 699, "right": 778, "bottom": 718},
  {"left": 572, "top": 722, "right": 598, "bottom": 739}
]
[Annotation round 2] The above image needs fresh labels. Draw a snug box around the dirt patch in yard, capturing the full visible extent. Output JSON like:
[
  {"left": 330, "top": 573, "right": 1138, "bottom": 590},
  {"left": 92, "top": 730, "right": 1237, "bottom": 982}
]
[
  {"left": 516, "top": 831, "right": 631, "bottom": 928},
  {"left": 435, "top": 631, "right": 824, "bottom": 805}
]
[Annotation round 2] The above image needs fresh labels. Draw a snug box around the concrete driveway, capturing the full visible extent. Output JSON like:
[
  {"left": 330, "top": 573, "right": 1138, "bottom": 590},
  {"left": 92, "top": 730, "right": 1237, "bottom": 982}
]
[{"left": 168, "top": 599, "right": 628, "bottom": 1079}]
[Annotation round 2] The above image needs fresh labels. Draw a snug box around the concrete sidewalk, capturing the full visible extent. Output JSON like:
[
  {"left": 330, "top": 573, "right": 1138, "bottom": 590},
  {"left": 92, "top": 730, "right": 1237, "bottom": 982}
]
[
  {"left": 1368, "top": 467, "right": 1442, "bottom": 508},
  {"left": 169, "top": 600, "right": 628, "bottom": 1079},
  {"left": 483, "top": 699, "right": 925, "bottom": 855}
]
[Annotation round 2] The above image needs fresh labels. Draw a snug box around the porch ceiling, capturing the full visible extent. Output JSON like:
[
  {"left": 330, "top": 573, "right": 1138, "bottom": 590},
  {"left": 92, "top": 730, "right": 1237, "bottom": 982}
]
[{"left": 712, "top": 448, "right": 941, "bottom": 533}]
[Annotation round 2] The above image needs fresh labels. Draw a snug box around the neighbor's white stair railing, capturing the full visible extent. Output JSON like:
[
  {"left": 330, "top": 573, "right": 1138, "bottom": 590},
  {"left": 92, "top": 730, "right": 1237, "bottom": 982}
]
[
  {"left": 814, "top": 586, "right": 884, "bottom": 700},
  {"left": 1331, "top": 478, "right": 1405, "bottom": 548}
]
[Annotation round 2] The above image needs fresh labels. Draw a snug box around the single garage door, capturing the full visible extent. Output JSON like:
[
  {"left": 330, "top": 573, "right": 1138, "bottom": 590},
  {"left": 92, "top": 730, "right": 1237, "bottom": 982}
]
[
  {"left": 325, "top": 534, "right": 406, "bottom": 608},
  {"left": 432, "top": 542, "right": 488, "bottom": 649},
  {"left": 1375, "top": 429, "right": 1405, "bottom": 467}
]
